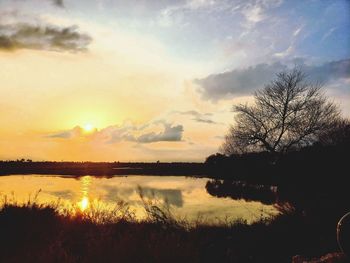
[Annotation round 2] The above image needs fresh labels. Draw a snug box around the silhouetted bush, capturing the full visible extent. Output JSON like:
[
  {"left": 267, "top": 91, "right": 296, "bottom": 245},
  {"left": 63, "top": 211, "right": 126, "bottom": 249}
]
[{"left": 0, "top": 202, "right": 347, "bottom": 263}]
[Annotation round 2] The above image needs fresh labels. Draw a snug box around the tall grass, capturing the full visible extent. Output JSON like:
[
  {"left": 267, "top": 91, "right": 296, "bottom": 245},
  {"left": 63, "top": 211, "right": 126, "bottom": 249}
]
[{"left": 0, "top": 192, "right": 347, "bottom": 263}]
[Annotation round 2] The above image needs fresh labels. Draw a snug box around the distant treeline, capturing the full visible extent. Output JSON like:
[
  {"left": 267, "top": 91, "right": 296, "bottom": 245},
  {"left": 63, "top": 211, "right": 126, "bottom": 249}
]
[
  {"left": 0, "top": 161, "right": 206, "bottom": 176},
  {"left": 205, "top": 141, "right": 349, "bottom": 184}
]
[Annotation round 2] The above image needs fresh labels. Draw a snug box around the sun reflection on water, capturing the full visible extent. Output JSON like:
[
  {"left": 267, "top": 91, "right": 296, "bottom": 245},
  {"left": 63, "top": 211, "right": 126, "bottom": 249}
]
[
  {"left": 78, "top": 196, "right": 89, "bottom": 211},
  {"left": 78, "top": 176, "right": 91, "bottom": 212}
]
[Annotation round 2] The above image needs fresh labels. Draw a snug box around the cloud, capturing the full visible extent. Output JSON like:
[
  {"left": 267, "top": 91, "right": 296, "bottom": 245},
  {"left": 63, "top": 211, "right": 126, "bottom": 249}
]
[
  {"left": 136, "top": 122, "right": 183, "bottom": 143},
  {"left": 174, "top": 110, "right": 219, "bottom": 124},
  {"left": 157, "top": 0, "right": 252, "bottom": 28},
  {"left": 100, "top": 123, "right": 139, "bottom": 144},
  {"left": 305, "top": 59, "right": 350, "bottom": 83},
  {"left": 0, "top": 23, "right": 92, "bottom": 52},
  {"left": 47, "top": 190, "right": 75, "bottom": 199},
  {"left": 193, "top": 117, "right": 217, "bottom": 124},
  {"left": 176, "top": 110, "right": 212, "bottom": 117},
  {"left": 159, "top": 0, "right": 282, "bottom": 27},
  {"left": 274, "top": 44, "right": 294, "bottom": 58},
  {"left": 98, "top": 121, "right": 177, "bottom": 144},
  {"left": 321, "top": 27, "right": 337, "bottom": 42},
  {"left": 52, "top": 0, "right": 64, "bottom": 8},
  {"left": 240, "top": 0, "right": 283, "bottom": 29},
  {"left": 102, "top": 185, "right": 135, "bottom": 202},
  {"left": 293, "top": 25, "right": 303, "bottom": 37},
  {"left": 16, "top": 0, "right": 64, "bottom": 8},
  {"left": 47, "top": 121, "right": 184, "bottom": 144},
  {"left": 139, "top": 187, "right": 183, "bottom": 207},
  {"left": 160, "top": 0, "right": 233, "bottom": 16},
  {"left": 196, "top": 59, "right": 350, "bottom": 101},
  {"left": 46, "top": 126, "right": 83, "bottom": 139},
  {"left": 196, "top": 62, "right": 287, "bottom": 101},
  {"left": 273, "top": 24, "right": 304, "bottom": 58},
  {"left": 241, "top": 3, "right": 265, "bottom": 24},
  {"left": 103, "top": 185, "right": 183, "bottom": 207}
]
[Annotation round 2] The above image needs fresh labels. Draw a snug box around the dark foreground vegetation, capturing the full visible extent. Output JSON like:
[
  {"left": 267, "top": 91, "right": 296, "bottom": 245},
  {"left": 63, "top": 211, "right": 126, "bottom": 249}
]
[{"left": 0, "top": 201, "right": 347, "bottom": 263}]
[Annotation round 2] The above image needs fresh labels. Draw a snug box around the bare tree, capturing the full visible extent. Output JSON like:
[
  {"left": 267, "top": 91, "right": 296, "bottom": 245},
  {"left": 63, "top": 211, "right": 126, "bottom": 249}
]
[
  {"left": 222, "top": 68, "right": 340, "bottom": 155},
  {"left": 317, "top": 118, "right": 350, "bottom": 146}
]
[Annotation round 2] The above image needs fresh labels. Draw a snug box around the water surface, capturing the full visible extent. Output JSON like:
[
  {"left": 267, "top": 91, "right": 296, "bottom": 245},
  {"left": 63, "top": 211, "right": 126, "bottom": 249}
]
[{"left": 0, "top": 175, "right": 277, "bottom": 223}]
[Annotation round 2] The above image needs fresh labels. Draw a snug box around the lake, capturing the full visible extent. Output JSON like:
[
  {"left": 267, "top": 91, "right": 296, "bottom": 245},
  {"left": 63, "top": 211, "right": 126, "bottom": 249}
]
[{"left": 0, "top": 175, "right": 277, "bottom": 223}]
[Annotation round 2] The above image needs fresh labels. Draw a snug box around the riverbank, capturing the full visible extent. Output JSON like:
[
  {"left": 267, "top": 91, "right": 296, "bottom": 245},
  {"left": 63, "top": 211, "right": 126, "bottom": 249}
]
[{"left": 0, "top": 201, "right": 347, "bottom": 263}]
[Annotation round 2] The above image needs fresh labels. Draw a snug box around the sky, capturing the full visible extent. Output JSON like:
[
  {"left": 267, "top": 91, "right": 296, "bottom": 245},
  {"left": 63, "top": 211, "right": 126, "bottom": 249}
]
[{"left": 0, "top": 0, "right": 349, "bottom": 162}]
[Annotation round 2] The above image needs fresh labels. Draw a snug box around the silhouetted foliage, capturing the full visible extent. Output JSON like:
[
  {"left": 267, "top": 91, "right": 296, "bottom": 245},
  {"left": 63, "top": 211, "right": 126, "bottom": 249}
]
[
  {"left": 222, "top": 68, "right": 340, "bottom": 155},
  {"left": 317, "top": 118, "right": 350, "bottom": 147},
  {"left": 0, "top": 202, "right": 348, "bottom": 262},
  {"left": 205, "top": 117, "right": 350, "bottom": 249}
]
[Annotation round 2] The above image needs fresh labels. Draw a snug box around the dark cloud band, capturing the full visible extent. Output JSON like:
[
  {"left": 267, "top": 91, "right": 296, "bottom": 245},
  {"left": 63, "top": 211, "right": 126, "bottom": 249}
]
[{"left": 196, "top": 59, "right": 350, "bottom": 101}]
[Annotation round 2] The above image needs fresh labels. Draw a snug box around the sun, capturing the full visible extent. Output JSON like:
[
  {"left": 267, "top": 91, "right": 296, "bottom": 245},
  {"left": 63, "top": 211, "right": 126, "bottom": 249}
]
[{"left": 83, "top": 123, "right": 94, "bottom": 133}]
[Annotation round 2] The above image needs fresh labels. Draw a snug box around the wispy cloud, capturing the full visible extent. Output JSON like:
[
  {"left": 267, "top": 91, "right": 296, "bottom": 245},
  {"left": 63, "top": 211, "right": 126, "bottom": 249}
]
[
  {"left": 293, "top": 25, "right": 303, "bottom": 37},
  {"left": 46, "top": 126, "right": 84, "bottom": 139},
  {"left": 241, "top": 3, "right": 264, "bottom": 25},
  {"left": 240, "top": 0, "right": 283, "bottom": 29},
  {"left": 174, "top": 110, "right": 220, "bottom": 124},
  {"left": 273, "top": 24, "right": 303, "bottom": 58},
  {"left": 193, "top": 117, "right": 217, "bottom": 124},
  {"left": 274, "top": 44, "right": 294, "bottom": 58},
  {"left": 159, "top": 0, "right": 283, "bottom": 26},
  {"left": 158, "top": 0, "right": 250, "bottom": 27},
  {"left": 321, "top": 27, "right": 337, "bottom": 42}
]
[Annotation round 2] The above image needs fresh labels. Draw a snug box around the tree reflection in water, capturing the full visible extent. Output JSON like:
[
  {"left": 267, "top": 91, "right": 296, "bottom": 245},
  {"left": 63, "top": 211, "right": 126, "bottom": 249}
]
[{"left": 205, "top": 179, "right": 277, "bottom": 205}]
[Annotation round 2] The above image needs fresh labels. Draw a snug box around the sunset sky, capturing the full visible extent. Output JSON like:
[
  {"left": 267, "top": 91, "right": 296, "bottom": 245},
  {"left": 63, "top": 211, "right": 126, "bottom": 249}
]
[{"left": 0, "top": 0, "right": 349, "bottom": 162}]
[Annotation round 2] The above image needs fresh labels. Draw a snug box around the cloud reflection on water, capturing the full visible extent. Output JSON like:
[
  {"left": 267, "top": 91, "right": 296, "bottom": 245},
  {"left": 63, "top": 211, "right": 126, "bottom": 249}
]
[{"left": 102, "top": 184, "right": 183, "bottom": 207}]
